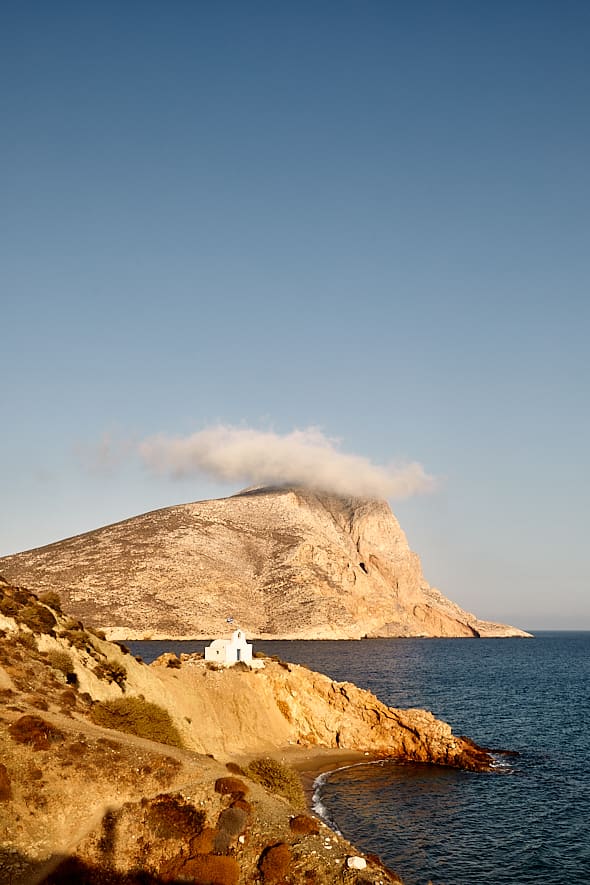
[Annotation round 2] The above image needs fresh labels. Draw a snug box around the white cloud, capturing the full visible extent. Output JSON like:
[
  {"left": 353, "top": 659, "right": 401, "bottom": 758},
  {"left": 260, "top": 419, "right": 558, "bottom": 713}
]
[{"left": 139, "top": 425, "right": 435, "bottom": 500}]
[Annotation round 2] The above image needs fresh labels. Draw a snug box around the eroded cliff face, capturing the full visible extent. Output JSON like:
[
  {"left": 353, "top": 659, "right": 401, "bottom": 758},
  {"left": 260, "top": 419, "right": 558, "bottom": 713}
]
[
  {"left": 144, "top": 655, "right": 491, "bottom": 772},
  {"left": 0, "top": 486, "right": 530, "bottom": 638}
]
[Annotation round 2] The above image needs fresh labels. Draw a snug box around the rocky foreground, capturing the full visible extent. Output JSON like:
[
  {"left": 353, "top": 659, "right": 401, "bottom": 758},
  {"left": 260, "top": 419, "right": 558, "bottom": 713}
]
[
  {"left": 0, "top": 576, "right": 498, "bottom": 884},
  {"left": 0, "top": 486, "right": 531, "bottom": 639}
]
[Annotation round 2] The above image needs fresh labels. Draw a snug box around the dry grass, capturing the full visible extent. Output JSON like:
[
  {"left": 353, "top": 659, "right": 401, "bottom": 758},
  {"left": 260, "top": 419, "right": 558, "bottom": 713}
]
[
  {"left": 47, "top": 649, "right": 75, "bottom": 677},
  {"left": 89, "top": 698, "right": 183, "bottom": 748},
  {"left": 245, "top": 757, "right": 305, "bottom": 809}
]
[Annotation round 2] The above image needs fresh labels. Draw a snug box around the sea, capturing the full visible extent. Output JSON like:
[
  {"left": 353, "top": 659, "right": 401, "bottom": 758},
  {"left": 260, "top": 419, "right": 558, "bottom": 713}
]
[{"left": 128, "top": 633, "right": 590, "bottom": 885}]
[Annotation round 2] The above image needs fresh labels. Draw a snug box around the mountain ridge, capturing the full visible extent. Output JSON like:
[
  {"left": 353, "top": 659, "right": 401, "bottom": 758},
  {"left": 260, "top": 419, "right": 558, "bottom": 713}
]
[{"left": 0, "top": 486, "right": 531, "bottom": 639}]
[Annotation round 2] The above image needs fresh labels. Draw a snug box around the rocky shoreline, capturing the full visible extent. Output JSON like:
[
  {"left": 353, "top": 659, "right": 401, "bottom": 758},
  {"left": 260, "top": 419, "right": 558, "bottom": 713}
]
[{"left": 0, "top": 576, "right": 497, "bottom": 884}]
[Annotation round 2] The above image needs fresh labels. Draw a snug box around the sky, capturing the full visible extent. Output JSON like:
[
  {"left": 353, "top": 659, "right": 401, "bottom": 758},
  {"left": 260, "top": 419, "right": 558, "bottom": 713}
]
[{"left": 1, "top": 1, "right": 589, "bottom": 630}]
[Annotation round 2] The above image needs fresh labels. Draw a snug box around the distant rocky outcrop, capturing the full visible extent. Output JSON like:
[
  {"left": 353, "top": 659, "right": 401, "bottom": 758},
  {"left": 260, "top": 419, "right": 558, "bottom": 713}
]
[{"left": 0, "top": 486, "right": 530, "bottom": 639}]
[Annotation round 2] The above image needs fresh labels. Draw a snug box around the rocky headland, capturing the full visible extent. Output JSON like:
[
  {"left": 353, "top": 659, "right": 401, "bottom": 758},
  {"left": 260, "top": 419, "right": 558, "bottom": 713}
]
[
  {"left": 0, "top": 486, "right": 531, "bottom": 640},
  {"left": 0, "top": 575, "right": 497, "bottom": 884}
]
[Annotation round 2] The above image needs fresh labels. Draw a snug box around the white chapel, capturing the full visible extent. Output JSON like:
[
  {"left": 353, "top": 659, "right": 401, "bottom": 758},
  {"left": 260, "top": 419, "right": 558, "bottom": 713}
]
[{"left": 204, "top": 629, "right": 263, "bottom": 668}]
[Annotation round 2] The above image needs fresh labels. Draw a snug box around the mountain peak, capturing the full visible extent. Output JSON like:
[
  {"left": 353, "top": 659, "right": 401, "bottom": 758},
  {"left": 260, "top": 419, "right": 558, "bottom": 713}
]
[{"left": 0, "top": 492, "right": 531, "bottom": 639}]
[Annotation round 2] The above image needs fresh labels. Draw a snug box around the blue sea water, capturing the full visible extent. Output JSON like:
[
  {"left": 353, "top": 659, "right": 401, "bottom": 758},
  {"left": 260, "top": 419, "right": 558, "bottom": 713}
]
[{"left": 128, "top": 634, "right": 590, "bottom": 885}]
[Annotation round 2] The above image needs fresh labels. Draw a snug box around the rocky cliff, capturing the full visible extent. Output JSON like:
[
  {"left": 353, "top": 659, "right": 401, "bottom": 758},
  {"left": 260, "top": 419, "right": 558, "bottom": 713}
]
[
  {"left": 0, "top": 577, "right": 498, "bottom": 884},
  {"left": 0, "top": 486, "right": 530, "bottom": 638}
]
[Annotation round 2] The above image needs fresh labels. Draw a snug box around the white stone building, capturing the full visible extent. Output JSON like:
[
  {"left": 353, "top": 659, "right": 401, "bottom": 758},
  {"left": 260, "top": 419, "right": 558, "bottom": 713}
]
[{"left": 204, "top": 629, "right": 263, "bottom": 667}]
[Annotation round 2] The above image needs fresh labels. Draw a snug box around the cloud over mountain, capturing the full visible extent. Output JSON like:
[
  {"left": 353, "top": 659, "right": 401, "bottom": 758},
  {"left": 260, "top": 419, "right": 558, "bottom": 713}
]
[{"left": 139, "top": 425, "right": 435, "bottom": 500}]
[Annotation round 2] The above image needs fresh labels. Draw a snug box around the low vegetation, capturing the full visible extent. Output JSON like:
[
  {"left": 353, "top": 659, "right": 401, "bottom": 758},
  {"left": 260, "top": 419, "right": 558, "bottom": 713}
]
[
  {"left": 17, "top": 602, "right": 57, "bottom": 635},
  {"left": 93, "top": 659, "right": 127, "bottom": 688},
  {"left": 245, "top": 757, "right": 305, "bottom": 809},
  {"left": 289, "top": 814, "right": 320, "bottom": 835},
  {"left": 89, "top": 697, "right": 183, "bottom": 748},
  {"left": 258, "top": 841, "right": 293, "bottom": 883},
  {"left": 47, "top": 649, "right": 76, "bottom": 678},
  {"left": 38, "top": 591, "right": 62, "bottom": 613},
  {"left": 214, "top": 805, "right": 248, "bottom": 853},
  {"left": 178, "top": 854, "right": 240, "bottom": 885},
  {"left": 145, "top": 794, "right": 206, "bottom": 839},
  {"left": 214, "top": 776, "right": 248, "bottom": 797},
  {"left": 8, "top": 714, "right": 64, "bottom": 750}
]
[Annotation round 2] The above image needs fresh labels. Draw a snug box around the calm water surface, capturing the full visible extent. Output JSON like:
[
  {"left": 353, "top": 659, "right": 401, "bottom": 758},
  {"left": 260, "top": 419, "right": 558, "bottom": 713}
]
[{"left": 129, "top": 633, "right": 590, "bottom": 885}]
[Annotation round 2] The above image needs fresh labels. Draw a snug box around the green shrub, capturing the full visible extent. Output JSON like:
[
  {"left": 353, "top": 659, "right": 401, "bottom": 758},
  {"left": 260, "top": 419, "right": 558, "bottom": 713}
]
[
  {"left": 245, "top": 757, "right": 305, "bottom": 809},
  {"left": 87, "top": 627, "right": 107, "bottom": 640},
  {"left": 47, "top": 650, "right": 75, "bottom": 677},
  {"left": 16, "top": 631, "right": 38, "bottom": 650},
  {"left": 13, "top": 588, "right": 35, "bottom": 605},
  {"left": 25, "top": 693, "right": 49, "bottom": 711},
  {"left": 59, "top": 628, "right": 91, "bottom": 650},
  {"left": 60, "top": 688, "right": 77, "bottom": 709},
  {"left": 230, "top": 797, "right": 251, "bottom": 814},
  {"left": 89, "top": 697, "right": 183, "bottom": 747},
  {"left": 189, "top": 827, "right": 217, "bottom": 855},
  {"left": 18, "top": 603, "right": 57, "bottom": 635},
  {"left": 93, "top": 659, "right": 127, "bottom": 688}
]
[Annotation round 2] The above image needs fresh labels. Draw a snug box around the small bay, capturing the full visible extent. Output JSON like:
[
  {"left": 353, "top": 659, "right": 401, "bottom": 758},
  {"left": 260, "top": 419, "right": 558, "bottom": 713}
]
[{"left": 128, "top": 633, "right": 590, "bottom": 885}]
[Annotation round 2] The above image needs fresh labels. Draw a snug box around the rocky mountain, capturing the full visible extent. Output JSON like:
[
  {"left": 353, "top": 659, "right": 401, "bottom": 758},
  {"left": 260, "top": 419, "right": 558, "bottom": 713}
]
[{"left": 0, "top": 486, "right": 530, "bottom": 639}]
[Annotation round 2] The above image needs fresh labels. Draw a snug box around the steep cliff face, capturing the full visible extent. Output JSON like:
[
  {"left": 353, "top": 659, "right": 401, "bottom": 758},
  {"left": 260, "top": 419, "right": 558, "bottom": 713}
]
[
  {"left": 145, "top": 654, "right": 492, "bottom": 772},
  {"left": 0, "top": 486, "right": 530, "bottom": 638}
]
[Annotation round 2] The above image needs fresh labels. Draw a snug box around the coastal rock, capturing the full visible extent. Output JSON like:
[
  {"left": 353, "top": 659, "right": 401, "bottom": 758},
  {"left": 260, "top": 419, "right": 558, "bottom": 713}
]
[
  {"left": 0, "top": 486, "right": 531, "bottom": 638},
  {"left": 347, "top": 856, "right": 368, "bottom": 870},
  {"left": 0, "top": 578, "right": 492, "bottom": 884}
]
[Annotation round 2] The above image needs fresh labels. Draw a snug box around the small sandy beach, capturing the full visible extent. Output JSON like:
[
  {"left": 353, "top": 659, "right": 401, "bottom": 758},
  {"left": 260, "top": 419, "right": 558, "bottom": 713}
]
[{"left": 260, "top": 746, "right": 380, "bottom": 806}]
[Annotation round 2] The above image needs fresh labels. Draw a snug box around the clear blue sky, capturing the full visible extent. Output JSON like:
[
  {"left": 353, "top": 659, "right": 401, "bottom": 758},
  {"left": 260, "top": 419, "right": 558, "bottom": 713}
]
[{"left": 2, "top": 2, "right": 589, "bottom": 630}]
